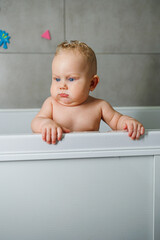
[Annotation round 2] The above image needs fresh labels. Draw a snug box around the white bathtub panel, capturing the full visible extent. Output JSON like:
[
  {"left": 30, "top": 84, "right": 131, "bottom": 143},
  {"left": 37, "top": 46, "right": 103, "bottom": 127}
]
[
  {"left": 0, "top": 109, "right": 38, "bottom": 134},
  {"left": 155, "top": 156, "right": 160, "bottom": 240},
  {"left": 0, "top": 131, "right": 160, "bottom": 161},
  {"left": 0, "top": 156, "right": 153, "bottom": 240}
]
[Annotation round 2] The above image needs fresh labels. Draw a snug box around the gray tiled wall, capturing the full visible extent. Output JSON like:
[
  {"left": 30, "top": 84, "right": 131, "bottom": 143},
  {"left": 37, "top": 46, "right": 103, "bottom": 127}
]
[{"left": 0, "top": 0, "right": 160, "bottom": 108}]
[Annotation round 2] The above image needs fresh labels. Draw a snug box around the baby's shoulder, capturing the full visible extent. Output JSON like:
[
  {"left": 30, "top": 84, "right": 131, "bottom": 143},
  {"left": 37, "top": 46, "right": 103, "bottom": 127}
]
[
  {"left": 42, "top": 96, "right": 54, "bottom": 105},
  {"left": 40, "top": 96, "right": 54, "bottom": 110},
  {"left": 89, "top": 96, "right": 111, "bottom": 108}
]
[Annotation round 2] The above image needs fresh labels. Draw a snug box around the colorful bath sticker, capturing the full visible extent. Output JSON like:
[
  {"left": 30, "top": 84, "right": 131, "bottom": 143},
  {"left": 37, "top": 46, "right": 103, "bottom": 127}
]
[
  {"left": 41, "top": 30, "right": 51, "bottom": 40},
  {"left": 0, "top": 30, "right": 11, "bottom": 49}
]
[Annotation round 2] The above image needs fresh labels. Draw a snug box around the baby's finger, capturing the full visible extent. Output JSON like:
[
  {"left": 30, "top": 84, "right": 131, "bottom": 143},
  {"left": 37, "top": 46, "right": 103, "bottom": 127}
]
[
  {"left": 128, "top": 123, "right": 134, "bottom": 137},
  {"left": 136, "top": 125, "right": 141, "bottom": 139},
  {"left": 46, "top": 128, "right": 51, "bottom": 144},
  {"left": 131, "top": 123, "right": 138, "bottom": 140},
  {"left": 57, "top": 127, "right": 63, "bottom": 141},
  {"left": 51, "top": 128, "right": 57, "bottom": 144},
  {"left": 123, "top": 123, "right": 127, "bottom": 130},
  {"left": 42, "top": 128, "right": 46, "bottom": 141},
  {"left": 131, "top": 131, "right": 137, "bottom": 140},
  {"left": 62, "top": 127, "right": 70, "bottom": 133},
  {"left": 141, "top": 126, "right": 145, "bottom": 135}
]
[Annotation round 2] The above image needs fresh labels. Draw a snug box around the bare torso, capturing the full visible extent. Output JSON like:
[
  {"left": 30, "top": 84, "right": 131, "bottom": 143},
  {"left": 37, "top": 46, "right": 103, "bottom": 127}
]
[
  {"left": 51, "top": 96, "right": 102, "bottom": 131},
  {"left": 32, "top": 94, "right": 145, "bottom": 143}
]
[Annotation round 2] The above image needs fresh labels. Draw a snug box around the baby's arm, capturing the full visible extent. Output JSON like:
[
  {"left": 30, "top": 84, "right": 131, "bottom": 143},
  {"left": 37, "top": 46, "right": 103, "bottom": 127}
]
[
  {"left": 101, "top": 101, "right": 145, "bottom": 139},
  {"left": 31, "top": 97, "right": 70, "bottom": 144}
]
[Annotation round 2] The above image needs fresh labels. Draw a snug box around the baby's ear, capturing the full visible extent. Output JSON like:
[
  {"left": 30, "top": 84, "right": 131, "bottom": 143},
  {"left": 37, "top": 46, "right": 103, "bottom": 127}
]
[{"left": 90, "top": 75, "right": 99, "bottom": 91}]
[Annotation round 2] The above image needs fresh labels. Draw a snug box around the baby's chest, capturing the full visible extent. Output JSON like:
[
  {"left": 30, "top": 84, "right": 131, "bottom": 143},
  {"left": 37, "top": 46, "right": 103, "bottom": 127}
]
[{"left": 53, "top": 107, "right": 101, "bottom": 131}]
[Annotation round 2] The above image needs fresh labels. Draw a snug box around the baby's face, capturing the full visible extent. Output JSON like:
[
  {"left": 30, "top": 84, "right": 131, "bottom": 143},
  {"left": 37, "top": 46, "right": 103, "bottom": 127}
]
[{"left": 51, "top": 50, "right": 93, "bottom": 106}]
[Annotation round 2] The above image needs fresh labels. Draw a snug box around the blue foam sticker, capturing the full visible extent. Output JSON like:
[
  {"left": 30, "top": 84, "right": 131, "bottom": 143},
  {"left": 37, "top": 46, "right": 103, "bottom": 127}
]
[{"left": 0, "top": 30, "right": 11, "bottom": 49}]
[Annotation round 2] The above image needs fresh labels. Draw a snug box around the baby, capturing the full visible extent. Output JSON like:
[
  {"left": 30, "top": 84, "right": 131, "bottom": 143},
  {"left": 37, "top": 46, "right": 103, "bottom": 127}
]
[{"left": 31, "top": 40, "right": 145, "bottom": 144}]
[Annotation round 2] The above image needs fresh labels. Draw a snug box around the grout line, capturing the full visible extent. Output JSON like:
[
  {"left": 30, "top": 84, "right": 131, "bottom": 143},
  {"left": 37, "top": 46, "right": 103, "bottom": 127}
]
[
  {"left": 0, "top": 52, "right": 160, "bottom": 55},
  {"left": 96, "top": 52, "right": 160, "bottom": 55},
  {"left": 63, "top": 0, "right": 66, "bottom": 40},
  {"left": 0, "top": 52, "right": 55, "bottom": 55}
]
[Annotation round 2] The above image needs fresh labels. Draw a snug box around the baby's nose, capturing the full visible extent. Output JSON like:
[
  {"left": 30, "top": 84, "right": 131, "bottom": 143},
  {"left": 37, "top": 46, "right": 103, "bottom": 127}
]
[{"left": 60, "top": 81, "right": 68, "bottom": 89}]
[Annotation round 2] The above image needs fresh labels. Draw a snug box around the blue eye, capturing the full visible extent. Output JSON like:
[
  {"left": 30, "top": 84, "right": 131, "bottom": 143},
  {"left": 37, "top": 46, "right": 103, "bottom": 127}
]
[
  {"left": 56, "top": 78, "right": 61, "bottom": 82},
  {"left": 68, "top": 78, "right": 75, "bottom": 82}
]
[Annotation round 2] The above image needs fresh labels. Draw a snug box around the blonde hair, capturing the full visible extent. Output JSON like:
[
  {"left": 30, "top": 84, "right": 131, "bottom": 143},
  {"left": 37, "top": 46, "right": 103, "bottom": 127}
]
[{"left": 55, "top": 40, "right": 97, "bottom": 75}]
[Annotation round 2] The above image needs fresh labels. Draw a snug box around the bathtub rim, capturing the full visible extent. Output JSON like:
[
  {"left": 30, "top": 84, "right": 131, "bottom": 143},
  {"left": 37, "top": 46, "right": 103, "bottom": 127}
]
[
  {"left": 0, "top": 106, "right": 160, "bottom": 112},
  {"left": 0, "top": 130, "right": 160, "bottom": 161}
]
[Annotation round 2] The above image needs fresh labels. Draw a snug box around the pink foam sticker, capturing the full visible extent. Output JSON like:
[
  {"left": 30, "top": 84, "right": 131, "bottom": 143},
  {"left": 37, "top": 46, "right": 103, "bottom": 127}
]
[{"left": 41, "top": 30, "right": 51, "bottom": 40}]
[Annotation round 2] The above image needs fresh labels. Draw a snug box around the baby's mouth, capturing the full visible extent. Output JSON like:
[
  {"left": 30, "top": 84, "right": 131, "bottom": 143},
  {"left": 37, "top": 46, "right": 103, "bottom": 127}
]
[{"left": 59, "top": 93, "right": 69, "bottom": 98}]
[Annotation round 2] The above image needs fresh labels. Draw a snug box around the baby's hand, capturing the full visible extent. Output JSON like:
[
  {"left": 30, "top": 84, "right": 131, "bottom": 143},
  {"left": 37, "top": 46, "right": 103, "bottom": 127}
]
[
  {"left": 123, "top": 118, "right": 145, "bottom": 140},
  {"left": 41, "top": 120, "right": 70, "bottom": 144}
]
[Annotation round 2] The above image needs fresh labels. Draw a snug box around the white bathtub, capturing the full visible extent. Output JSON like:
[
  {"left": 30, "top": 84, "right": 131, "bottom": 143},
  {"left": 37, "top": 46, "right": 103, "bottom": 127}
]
[{"left": 0, "top": 107, "right": 160, "bottom": 240}]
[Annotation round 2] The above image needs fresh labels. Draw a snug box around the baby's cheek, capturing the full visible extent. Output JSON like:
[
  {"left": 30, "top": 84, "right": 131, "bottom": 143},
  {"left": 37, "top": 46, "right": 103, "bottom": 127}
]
[{"left": 50, "top": 87, "right": 57, "bottom": 98}]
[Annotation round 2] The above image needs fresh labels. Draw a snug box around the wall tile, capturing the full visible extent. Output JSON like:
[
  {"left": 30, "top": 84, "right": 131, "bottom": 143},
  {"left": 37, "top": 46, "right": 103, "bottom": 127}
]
[
  {"left": 0, "top": 54, "right": 54, "bottom": 108},
  {"left": 0, "top": 0, "right": 64, "bottom": 53},
  {"left": 66, "top": 0, "right": 160, "bottom": 53},
  {"left": 91, "top": 54, "right": 160, "bottom": 106},
  {"left": 0, "top": 0, "right": 159, "bottom": 108}
]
